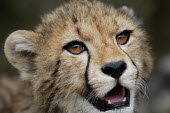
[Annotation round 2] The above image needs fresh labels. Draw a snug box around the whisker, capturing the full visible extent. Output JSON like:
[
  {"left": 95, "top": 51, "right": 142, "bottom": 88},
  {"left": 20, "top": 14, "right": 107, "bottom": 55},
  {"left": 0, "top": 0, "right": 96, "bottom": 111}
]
[{"left": 136, "top": 76, "right": 149, "bottom": 100}]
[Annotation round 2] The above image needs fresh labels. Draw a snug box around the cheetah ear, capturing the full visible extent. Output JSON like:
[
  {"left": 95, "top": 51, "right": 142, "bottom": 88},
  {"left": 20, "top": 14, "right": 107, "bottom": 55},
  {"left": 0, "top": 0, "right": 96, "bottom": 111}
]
[
  {"left": 118, "top": 6, "right": 142, "bottom": 24},
  {"left": 4, "top": 30, "right": 41, "bottom": 80},
  {"left": 118, "top": 6, "right": 135, "bottom": 17}
]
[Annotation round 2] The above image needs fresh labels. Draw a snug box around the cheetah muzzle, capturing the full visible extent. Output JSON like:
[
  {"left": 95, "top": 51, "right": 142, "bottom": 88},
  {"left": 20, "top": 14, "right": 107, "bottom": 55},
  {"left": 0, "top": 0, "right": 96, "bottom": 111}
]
[{"left": 85, "top": 84, "right": 130, "bottom": 111}]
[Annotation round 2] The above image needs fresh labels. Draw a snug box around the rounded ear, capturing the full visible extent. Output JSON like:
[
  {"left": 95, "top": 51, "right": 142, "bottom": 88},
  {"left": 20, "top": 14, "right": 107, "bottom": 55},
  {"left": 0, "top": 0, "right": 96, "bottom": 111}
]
[
  {"left": 118, "top": 6, "right": 142, "bottom": 24},
  {"left": 4, "top": 30, "right": 41, "bottom": 80},
  {"left": 118, "top": 6, "right": 135, "bottom": 17}
]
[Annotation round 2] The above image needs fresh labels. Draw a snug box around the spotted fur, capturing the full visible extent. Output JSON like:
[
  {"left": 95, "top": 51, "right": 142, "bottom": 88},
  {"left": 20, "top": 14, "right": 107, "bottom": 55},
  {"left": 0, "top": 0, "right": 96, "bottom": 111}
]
[{"left": 3, "top": 0, "right": 153, "bottom": 113}]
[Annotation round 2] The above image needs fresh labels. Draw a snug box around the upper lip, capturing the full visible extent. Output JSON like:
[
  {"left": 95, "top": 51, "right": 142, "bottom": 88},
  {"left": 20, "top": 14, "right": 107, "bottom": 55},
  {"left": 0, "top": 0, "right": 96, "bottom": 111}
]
[{"left": 84, "top": 84, "right": 130, "bottom": 111}]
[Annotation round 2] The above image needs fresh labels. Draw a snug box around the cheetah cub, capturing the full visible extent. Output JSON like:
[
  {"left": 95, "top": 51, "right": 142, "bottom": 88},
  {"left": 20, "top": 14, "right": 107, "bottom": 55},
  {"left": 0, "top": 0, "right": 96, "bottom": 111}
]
[{"left": 4, "top": 0, "right": 153, "bottom": 113}]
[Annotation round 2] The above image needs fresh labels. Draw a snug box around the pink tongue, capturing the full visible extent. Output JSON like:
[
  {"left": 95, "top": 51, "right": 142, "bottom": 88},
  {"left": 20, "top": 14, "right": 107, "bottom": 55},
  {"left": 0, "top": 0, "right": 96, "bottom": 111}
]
[{"left": 104, "top": 88, "right": 125, "bottom": 104}]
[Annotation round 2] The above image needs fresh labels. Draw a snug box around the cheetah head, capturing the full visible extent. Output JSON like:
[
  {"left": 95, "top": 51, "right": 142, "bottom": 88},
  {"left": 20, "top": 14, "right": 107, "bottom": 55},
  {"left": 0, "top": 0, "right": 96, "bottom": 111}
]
[{"left": 4, "top": 0, "right": 153, "bottom": 113}]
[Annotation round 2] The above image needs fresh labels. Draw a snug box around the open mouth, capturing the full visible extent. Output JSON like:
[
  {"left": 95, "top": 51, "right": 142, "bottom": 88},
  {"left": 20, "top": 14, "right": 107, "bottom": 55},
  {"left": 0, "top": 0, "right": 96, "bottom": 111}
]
[{"left": 85, "top": 84, "right": 130, "bottom": 111}]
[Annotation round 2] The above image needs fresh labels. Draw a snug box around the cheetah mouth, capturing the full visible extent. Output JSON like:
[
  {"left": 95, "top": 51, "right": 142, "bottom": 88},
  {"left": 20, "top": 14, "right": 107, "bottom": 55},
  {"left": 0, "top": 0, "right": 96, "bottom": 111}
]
[{"left": 85, "top": 84, "right": 130, "bottom": 112}]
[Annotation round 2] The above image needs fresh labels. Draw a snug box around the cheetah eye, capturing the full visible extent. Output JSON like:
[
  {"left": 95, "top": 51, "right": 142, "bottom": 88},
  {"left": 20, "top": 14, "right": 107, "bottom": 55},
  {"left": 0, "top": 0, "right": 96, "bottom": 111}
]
[
  {"left": 64, "top": 41, "right": 86, "bottom": 55},
  {"left": 116, "top": 30, "right": 133, "bottom": 45}
]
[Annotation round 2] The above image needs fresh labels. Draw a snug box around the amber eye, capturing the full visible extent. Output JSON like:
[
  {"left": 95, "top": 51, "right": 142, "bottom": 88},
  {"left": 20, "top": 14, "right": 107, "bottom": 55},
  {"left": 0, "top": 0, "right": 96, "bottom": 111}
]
[
  {"left": 64, "top": 41, "right": 86, "bottom": 55},
  {"left": 116, "top": 30, "right": 132, "bottom": 45},
  {"left": 116, "top": 34, "right": 129, "bottom": 45}
]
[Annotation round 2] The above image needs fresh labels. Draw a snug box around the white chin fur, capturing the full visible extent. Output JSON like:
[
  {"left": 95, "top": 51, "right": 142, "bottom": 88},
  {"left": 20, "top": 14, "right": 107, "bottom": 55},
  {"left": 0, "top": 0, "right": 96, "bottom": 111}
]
[{"left": 59, "top": 93, "right": 135, "bottom": 113}]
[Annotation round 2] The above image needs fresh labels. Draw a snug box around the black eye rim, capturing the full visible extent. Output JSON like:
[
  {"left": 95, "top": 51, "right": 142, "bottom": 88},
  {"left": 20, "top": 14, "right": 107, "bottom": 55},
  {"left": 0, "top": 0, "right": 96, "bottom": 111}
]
[
  {"left": 116, "top": 30, "right": 133, "bottom": 45},
  {"left": 63, "top": 41, "right": 87, "bottom": 55}
]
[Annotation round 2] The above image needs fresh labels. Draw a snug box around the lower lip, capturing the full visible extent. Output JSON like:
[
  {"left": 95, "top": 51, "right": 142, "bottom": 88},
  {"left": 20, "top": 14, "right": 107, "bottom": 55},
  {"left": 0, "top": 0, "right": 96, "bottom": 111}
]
[{"left": 84, "top": 88, "right": 130, "bottom": 111}]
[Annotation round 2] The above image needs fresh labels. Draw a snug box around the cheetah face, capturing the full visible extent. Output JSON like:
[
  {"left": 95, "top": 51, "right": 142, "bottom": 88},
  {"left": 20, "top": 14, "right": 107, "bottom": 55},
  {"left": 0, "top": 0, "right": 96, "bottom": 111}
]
[
  {"left": 60, "top": 29, "right": 138, "bottom": 112},
  {"left": 4, "top": 1, "right": 153, "bottom": 113}
]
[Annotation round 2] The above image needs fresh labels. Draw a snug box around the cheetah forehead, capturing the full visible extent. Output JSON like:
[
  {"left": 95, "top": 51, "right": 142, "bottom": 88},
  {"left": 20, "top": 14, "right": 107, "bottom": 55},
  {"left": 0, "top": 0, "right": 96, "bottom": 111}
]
[{"left": 35, "top": 0, "right": 139, "bottom": 38}]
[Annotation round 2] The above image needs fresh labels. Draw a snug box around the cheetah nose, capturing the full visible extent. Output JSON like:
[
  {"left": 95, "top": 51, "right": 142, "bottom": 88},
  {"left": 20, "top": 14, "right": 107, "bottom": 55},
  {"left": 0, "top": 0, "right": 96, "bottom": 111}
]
[{"left": 101, "top": 61, "right": 127, "bottom": 79}]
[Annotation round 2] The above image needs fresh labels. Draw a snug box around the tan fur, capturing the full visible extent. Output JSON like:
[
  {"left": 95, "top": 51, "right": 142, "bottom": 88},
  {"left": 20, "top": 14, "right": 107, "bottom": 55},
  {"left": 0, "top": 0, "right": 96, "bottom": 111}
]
[{"left": 3, "top": 0, "right": 153, "bottom": 113}]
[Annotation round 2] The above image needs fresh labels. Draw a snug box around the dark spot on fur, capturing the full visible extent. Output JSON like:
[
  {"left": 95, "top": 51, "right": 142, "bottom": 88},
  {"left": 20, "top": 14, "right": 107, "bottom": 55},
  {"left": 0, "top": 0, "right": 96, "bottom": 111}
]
[
  {"left": 76, "top": 28, "right": 81, "bottom": 35},
  {"left": 72, "top": 15, "right": 78, "bottom": 23},
  {"left": 55, "top": 87, "right": 59, "bottom": 91},
  {"left": 52, "top": 61, "right": 60, "bottom": 76},
  {"left": 96, "top": 24, "right": 100, "bottom": 30},
  {"left": 44, "top": 82, "right": 55, "bottom": 91},
  {"left": 46, "top": 92, "right": 56, "bottom": 112},
  {"left": 53, "top": 106, "right": 62, "bottom": 113},
  {"left": 51, "top": 68, "right": 58, "bottom": 76},
  {"left": 38, "top": 80, "right": 50, "bottom": 91},
  {"left": 48, "top": 93, "right": 55, "bottom": 102},
  {"left": 43, "top": 80, "right": 51, "bottom": 84}
]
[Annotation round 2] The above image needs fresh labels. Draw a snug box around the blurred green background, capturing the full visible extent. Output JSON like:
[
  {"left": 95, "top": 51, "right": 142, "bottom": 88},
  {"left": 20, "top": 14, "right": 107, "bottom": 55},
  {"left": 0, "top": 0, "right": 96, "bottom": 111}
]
[{"left": 0, "top": 0, "right": 170, "bottom": 113}]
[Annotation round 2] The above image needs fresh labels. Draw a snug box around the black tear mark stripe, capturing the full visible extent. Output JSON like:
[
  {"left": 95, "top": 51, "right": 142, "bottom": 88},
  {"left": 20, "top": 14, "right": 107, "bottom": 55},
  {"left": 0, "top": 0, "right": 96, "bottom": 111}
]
[
  {"left": 118, "top": 46, "right": 139, "bottom": 76},
  {"left": 115, "top": 30, "right": 138, "bottom": 72},
  {"left": 52, "top": 61, "right": 60, "bottom": 76},
  {"left": 125, "top": 51, "right": 139, "bottom": 76},
  {"left": 84, "top": 50, "right": 93, "bottom": 96}
]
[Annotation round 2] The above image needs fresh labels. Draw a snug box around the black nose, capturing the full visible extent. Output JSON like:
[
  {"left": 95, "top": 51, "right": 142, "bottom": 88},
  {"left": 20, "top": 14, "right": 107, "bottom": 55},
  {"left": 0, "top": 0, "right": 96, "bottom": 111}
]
[{"left": 101, "top": 61, "right": 127, "bottom": 79}]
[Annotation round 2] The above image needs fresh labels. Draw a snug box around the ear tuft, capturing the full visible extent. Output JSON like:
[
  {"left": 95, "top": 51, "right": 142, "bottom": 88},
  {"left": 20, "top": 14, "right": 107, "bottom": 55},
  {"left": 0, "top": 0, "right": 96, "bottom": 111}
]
[
  {"left": 118, "top": 6, "right": 142, "bottom": 24},
  {"left": 4, "top": 30, "right": 40, "bottom": 80},
  {"left": 118, "top": 6, "right": 135, "bottom": 17}
]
